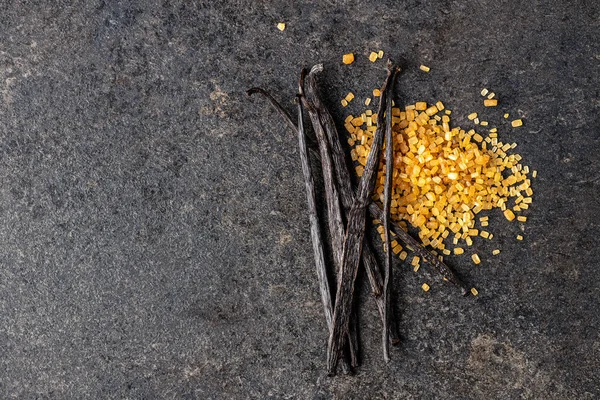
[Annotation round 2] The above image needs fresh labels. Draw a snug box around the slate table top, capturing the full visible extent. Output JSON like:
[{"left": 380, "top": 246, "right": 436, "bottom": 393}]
[{"left": 0, "top": 1, "right": 598, "bottom": 399}]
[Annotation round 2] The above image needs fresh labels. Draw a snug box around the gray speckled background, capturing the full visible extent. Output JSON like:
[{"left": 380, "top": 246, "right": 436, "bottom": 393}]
[{"left": 0, "top": 1, "right": 598, "bottom": 399}]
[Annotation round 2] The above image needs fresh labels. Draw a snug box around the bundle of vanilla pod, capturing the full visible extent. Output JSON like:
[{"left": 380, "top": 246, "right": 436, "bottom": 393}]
[{"left": 248, "top": 62, "right": 468, "bottom": 375}]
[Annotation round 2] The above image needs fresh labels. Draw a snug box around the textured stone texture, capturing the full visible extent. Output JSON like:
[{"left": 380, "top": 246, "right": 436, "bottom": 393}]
[{"left": 0, "top": 1, "right": 598, "bottom": 398}]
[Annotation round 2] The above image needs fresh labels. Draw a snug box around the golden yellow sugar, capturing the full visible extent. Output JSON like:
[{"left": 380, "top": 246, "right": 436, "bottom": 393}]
[
  {"left": 484, "top": 99, "right": 498, "bottom": 107},
  {"left": 415, "top": 101, "right": 427, "bottom": 111},
  {"left": 369, "top": 52, "right": 378, "bottom": 62},
  {"left": 277, "top": 22, "right": 286, "bottom": 31},
  {"left": 424, "top": 106, "right": 437, "bottom": 116},
  {"left": 471, "top": 287, "right": 479, "bottom": 296},
  {"left": 345, "top": 98, "right": 535, "bottom": 263},
  {"left": 512, "top": 119, "right": 523, "bottom": 127},
  {"left": 492, "top": 249, "right": 501, "bottom": 255},
  {"left": 342, "top": 53, "right": 355, "bottom": 64},
  {"left": 419, "top": 64, "right": 431, "bottom": 72},
  {"left": 422, "top": 283, "right": 430, "bottom": 292},
  {"left": 504, "top": 209, "right": 516, "bottom": 221},
  {"left": 472, "top": 254, "right": 481, "bottom": 264}
]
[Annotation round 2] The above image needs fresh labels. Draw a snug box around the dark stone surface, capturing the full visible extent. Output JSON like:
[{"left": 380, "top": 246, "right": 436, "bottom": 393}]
[{"left": 0, "top": 1, "right": 598, "bottom": 398}]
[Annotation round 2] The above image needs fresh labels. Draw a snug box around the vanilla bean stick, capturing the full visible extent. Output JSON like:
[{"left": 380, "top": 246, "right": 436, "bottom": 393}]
[
  {"left": 299, "top": 71, "right": 345, "bottom": 273},
  {"left": 248, "top": 86, "right": 358, "bottom": 371},
  {"left": 296, "top": 96, "right": 354, "bottom": 373},
  {"left": 327, "top": 63, "right": 399, "bottom": 375},
  {"left": 300, "top": 71, "right": 358, "bottom": 372},
  {"left": 382, "top": 72, "right": 396, "bottom": 363},
  {"left": 247, "top": 88, "right": 468, "bottom": 295},
  {"left": 294, "top": 95, "right": 334, "bottom": 331}
]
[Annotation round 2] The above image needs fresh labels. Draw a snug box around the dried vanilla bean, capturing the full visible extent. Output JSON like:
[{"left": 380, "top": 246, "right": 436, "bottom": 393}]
[
  {"left": 294, "top": 95, "right": 334, "bottom": 331},
  {"left": 299, "top": 69, "right": 345, "bottom": 273},
  {"left": 381, "top": 71, "right": 396, "bottom": 362},
  {"left": 327, "top": 63, "right": 399, "bottom": 375},
  {"left": 249, "top": 85, "right": 357, "bottom": 371},
  {"left": 300, "top": 70, "right": 358, "bottom": 372}
]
